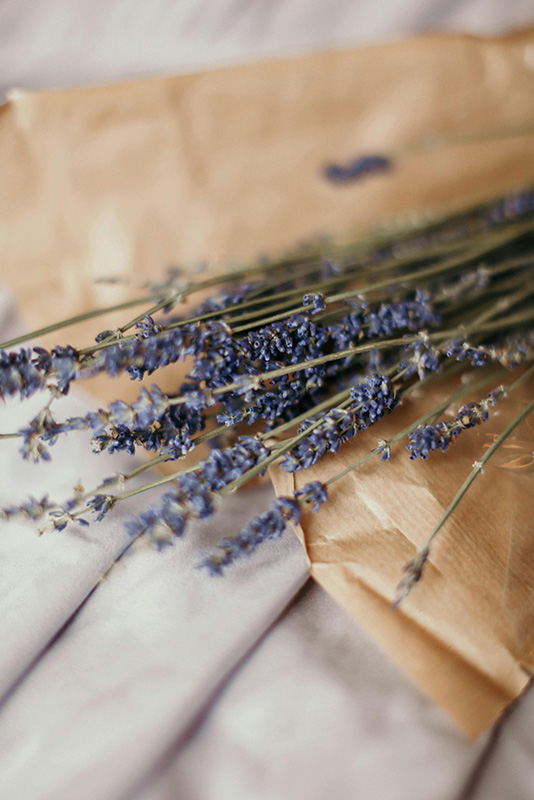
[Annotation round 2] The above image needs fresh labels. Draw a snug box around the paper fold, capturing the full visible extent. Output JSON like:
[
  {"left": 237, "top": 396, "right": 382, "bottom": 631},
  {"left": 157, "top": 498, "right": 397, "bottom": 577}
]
[{"left": 271, "top": 374, "right": 534, "bottom": 738}]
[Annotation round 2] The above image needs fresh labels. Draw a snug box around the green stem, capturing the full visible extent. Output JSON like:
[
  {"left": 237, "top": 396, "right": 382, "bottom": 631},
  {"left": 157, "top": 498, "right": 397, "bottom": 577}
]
[
  {"left": 165, "top": 306, "right": 534, "bottom": 405},
  {"left": 324, "top": 366, "right": 505, "bottom": 488},
  {"left": 230, "top": 229, "right": 533, "bottom": 333},
  {"left": 114, "top": 464, "right": 200, "bottom": 502},
  {"left": 327, "top": 218, "right": 534, "bottom": 305},
  {"left": 217, "top": 242, "right": 469, "bottom": 329},
  {"left": 424, "top": 370, "right": 534, "bottom": 548},
  {"left": 406, "top": 121, "right": 534, "bottom": 157},
  {"left": 261, "top": 387, "right": 352, "bottom": 441},
  {"left": 0, "top": 295, "right": 158, "bottom": 350},
  {"left": 393, "top": 363, "right": 534, "bottom": 604}
]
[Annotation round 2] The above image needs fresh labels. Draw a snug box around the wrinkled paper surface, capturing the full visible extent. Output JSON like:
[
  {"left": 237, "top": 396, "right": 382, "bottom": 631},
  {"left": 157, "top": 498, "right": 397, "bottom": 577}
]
[
  {"left": 1, "top": 28, "right": 534, "bottom": 399},
  {"left": 1, "top": 28, "right": 534, "bottom": 736},
  {"left": 271, "top": 374, "right": 534, "bottom": 738}
]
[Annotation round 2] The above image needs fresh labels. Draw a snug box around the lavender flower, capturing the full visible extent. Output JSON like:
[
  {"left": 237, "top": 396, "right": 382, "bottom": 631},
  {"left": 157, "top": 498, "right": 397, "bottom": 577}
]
[
  {"left": 282, "top": 374, "right": 396, "bottom": 472},
  {"left": 400, "top": 338, "right": 440, "bottom": 380},
  {"left": 324, "top": 155, "right": 392, "bottom": 183},
  {"left": 406, "top": 424, "right": 451, "bottom": 460},
  {"left": 376, "top": 438, "right": 392, "bottom": 461},
  {"left": 0, "top": 495, "right": 55, "bottom": 522},
  {"left": 364, "top": 291, "right": 440, "bottom": 338},
  {"left": 407, "top": 387, "right": 505, "bottom": 460},
  {"left": 124, "top": 437, "right": 269, "bottom": 546},
  {"left": 392, "top": 546, "right": 430, "bottom": 607},
  {"left": 303, "top": 293, "right": 327, "bottom": 313},
  {"left": 199, "top": 496, "right": 301, "bottom": 575},
  {"left": 33, "top": 346, "right": 79, "bottom": 393},
  {"left": 87, "top": 494, "right": 116, "bottom": 522},
  {"left": 135, "top": 315, "right": 162, "bottom": 339},
  {"left": 295, "top": 481, "right": 328, "bottom": 512}
]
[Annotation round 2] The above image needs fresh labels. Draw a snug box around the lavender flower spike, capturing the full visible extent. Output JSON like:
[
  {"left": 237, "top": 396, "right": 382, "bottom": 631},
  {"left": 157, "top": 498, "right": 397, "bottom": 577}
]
[
  {"left": 281, "top": 374, "right": 397, "bottom": 473},
  {"left": 407, "top": 386, "right": 506, "bottom": 460},
  {"left": 199, "top": 496, "right": 301, "bottom": 575}
]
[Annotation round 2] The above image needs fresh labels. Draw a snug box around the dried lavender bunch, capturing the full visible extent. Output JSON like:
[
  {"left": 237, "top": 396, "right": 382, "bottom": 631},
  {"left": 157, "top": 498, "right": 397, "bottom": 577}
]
[{"left": 1, "top": 188, "right": 534, "bottom": 601}]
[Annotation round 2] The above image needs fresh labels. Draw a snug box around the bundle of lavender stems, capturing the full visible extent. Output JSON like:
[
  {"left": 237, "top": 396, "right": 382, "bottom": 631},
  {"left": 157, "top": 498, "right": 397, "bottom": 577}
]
[{"left": 1, "top": 188, "right": 534, "bottom": 603}]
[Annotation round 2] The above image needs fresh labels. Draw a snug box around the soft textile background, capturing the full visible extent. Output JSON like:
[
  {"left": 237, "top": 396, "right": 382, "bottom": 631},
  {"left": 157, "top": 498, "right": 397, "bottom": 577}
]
[
  {"left": 0, "top": 0, "right": 533, "bottom": 100},
  {"left": 2, "top": 2, "right": 534, "bottom": 799}
]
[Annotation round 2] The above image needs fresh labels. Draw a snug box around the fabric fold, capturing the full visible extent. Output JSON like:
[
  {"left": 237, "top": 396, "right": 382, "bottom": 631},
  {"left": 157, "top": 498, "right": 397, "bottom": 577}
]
[{"left": 0, "top": 290, "right": 311, "bottom": 799}]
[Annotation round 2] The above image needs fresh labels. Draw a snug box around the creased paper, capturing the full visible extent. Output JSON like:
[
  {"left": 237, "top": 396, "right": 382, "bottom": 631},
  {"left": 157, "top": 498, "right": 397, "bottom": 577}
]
[
  {"left": 270, "top": 373, "right": 534, "bottom": 738},
  {"left": 1, "top": 28, "right": 534, "bottom": 403}
]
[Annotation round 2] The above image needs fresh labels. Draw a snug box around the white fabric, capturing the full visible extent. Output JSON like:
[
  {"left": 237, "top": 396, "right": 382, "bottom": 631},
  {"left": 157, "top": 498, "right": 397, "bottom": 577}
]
[
  {"left": 135, "top": 583, "right": 489, "bottom": 800},
  {"left": 0, "top": 0, "right": 533, "bottom": 100},
  {"left": 0, "top": 292, "right": 311, "bottom": 800}
]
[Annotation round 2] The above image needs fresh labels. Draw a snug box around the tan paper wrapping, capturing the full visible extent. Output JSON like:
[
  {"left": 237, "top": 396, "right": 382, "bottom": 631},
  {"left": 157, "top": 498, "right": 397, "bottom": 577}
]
[
  {"left": 1, "top": 28, "right": 534, "bottom": 733},
  {"left": 1, "top": 28, "right": 534, "bottom": 401},
  {"left": 270, "top": 373, "right": 534, "bottom": 739}
]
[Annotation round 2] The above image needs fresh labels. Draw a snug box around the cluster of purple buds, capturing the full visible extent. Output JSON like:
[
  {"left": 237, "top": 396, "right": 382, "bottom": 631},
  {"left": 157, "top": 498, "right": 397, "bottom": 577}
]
[
  {"left": 17, "top": 384, "right": 197, "bottom": 462},
  {"left": 349, "top": 373, "right": 398, "bottom": 426},
  {"left": 200, "top": 480, "right": 328, "bottom": 574},
  {"left": 108, "top": 327, "right": 193, "bottom": 381},
  {"left": 281, "top": 374, "right": 396, "bottom": 472},
  {"left": 327, "top": 291, "right": 440, "bottom": 356},
  {"left": 124, "top": 437, "right": 269, "bottom": 547},
  {"left": 0, "top": 348, "right": 47, "bottom": 400},
  {"left": 135, "top": 315, "right": 163, "bottom": 339},
  {"left": 91, "top": 321, "right": 238, "bottom": 384},
  {"left": 445, "top": 333, "right": 534, "bottom": 370},
  {"left": 86, "top": 494, "right": 116, "bottom": 522},
  {"left": 295, "top": 480, "right": 328, "bottom": 512},
  {"left": 0, "top": 495, "right": 55, "bottom": 522},
  {"left": 400, "top": 337, "right": 440, "bottom": 380},
  {"left": 2, "top": 323, "right": 208, "bottom": 401},
  {"left": 303, "top": 293, "right": 327, "bottom": 313},
  {"left": 242, "top": 314, "right": 328, "bottom": 372},
  {"left": 229, "top": 297, "right": 430, "bottom": 428},
  {"left": 229, "top": 315, "right": 330, "bottom": 425},
  {"left": 324, "top": 154, "right": 392, "bottom": 183},
  {"left": 19, "top": 416, "right": 54, "bottom": 462},
  {"left": 32, "top": 346, "right": 80, "bottom": 393},
  {"left": 0, "top": 345, "right": 81, "bottom": 400},
  {"left": 407, "top": 387, "right": 505, "bottom": 460},
  {"left": 445, "top": 340, "right": 491, "bottom": 368},
  {"left": 364, "top": 291, "right": 440, "bottom": 338},
  {"left": 91, "top": 396, "right": 199, "bottom": 459},
  {"left": 199, "top": 496, "right": 301, "bottom": 575},
  {"left": 188, "top": 321, "right": 246, "bottom": 389},
  {"left": 108, "top": 384, "right": 170, "bottom": 428}
]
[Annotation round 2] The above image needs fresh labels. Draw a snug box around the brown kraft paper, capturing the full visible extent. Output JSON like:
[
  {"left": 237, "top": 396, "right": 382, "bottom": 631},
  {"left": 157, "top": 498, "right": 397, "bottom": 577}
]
[
  {"left": 270, "top": 372, "right": 534, "bottom": 738},
  {"left": 1, "top": 27, "right": 534, "bottom": 403}
]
